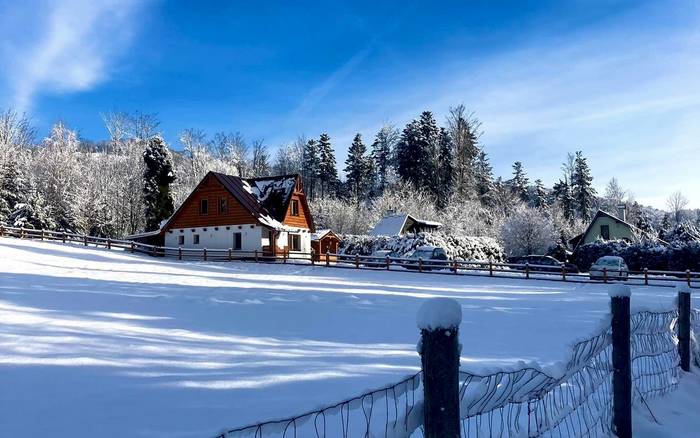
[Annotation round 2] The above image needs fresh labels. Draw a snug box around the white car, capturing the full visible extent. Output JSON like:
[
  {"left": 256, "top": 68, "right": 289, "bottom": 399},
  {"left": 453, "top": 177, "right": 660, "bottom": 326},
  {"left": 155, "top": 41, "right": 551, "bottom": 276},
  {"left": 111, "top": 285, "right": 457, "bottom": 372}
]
[{"left": 589, "top": 256, "right": 629, "bottom": 281}]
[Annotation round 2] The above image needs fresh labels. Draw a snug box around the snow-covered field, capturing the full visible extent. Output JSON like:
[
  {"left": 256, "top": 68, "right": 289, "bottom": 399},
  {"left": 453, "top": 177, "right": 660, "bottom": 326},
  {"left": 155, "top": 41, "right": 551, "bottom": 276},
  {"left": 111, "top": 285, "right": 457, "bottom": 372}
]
[{"left": 0, "top": 238, "right": 697, "bottom": 437}]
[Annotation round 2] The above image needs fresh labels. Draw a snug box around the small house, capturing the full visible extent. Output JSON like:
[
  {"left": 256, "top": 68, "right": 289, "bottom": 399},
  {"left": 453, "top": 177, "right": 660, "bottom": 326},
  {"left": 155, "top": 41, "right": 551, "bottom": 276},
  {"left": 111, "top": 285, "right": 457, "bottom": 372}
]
[
  {"left": 311, "top": 229, "right": 341, "bottom": 261},
  {"left": 141, "top": 172, "right": 314, "bottom": 255},
  {"left": 569, "top": 206, "right": 636, "bottom": 250},
  {"left": 369, "top": 213, "right": 442, "bottom": 237}
]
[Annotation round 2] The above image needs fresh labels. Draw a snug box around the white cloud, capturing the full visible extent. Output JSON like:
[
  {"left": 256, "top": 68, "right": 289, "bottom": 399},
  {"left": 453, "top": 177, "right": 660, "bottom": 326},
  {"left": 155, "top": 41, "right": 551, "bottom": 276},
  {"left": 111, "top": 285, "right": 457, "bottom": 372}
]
[{"left": 3, "top": 0, "right": 143, "bottom": 112}]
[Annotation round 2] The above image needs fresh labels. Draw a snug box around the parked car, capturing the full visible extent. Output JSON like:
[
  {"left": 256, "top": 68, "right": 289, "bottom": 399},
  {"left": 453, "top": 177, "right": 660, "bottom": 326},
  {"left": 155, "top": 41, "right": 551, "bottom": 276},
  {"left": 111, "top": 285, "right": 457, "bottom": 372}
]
[
  {"left": 364, "top": 249, "right": 400, "bottom": 267},
  {"left": 402, "top": 246, "right": 449, "bottom": 271},
  {"left": 589, "top": 256, "right": 629, "bottom": 281},
  {"left": 508, "top": 255, "right": 579, "bottom": 273}
]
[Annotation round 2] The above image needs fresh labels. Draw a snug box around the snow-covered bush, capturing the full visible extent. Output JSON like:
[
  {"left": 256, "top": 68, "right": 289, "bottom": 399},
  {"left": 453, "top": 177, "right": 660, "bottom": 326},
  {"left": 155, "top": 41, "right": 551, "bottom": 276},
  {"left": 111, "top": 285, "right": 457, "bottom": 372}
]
[
  {"left": 340, "top": 231, "right": 505, "bottom": 262},
  {"left": 571, "top": 239, "right": 700, "bottom": 272},
  {"left": 500, "top": 206, "right": 556, "bottom": 256}
]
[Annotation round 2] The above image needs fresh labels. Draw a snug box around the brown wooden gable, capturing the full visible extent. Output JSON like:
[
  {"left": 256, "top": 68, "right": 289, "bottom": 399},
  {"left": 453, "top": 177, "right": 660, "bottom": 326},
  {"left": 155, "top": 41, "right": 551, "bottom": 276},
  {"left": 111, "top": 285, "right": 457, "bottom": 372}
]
[
  {"left": 282, "top": 177, "right": 314, "bottom": 231},
  {"left": 166, "top": 174, "right": 257, "bottom": 230}
]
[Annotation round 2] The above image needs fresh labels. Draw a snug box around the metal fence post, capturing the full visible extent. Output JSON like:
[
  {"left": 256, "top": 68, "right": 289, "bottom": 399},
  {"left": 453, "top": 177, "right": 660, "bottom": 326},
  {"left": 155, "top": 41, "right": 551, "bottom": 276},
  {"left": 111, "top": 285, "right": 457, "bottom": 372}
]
[
  {"left": 418, "top": 298, "right": 461, "bottom": 438},
  {"left": 610, "top": 286, "right": 632, "bottom": 438},
  {"left": 678, "top": 286, "right": 691, "bottom": 372}
]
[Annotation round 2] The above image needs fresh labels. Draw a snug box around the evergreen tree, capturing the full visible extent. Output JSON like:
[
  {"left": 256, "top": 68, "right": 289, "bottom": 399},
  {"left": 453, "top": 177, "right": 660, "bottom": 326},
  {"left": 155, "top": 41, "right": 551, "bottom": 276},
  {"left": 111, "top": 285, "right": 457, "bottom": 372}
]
[
  {"left": 571, "top": 151, "right": 596, "bottom": 219},
  {"left": 395, "top": 119, "right": 422, "bottom": 188},
  {"left": 635, "top": 211, "right": 655, "bottom": 236},
  {"left": 474, "top": 151, "right": 494, "bottom": 205},
  {"left": 143, "top": 136, "right": 176, "bottom": 231},
  {"left": 435, "top": 128, "right": 454, "bottom": 208},
  {"left": 371, "top": 124, "right": 398, "bottom": 195},
  {"left": 417, "top": 111, "right": 441, "bottom": 190},
  {"left": 302, "top": 139, "right": 320, "bottom": 200},
  {"left": 552, "top": 179, "right": 575, "bottom": 222},
  {"left": 509, "top": 161, "right": 529, "bottom": 202},
  {"left": 317, "top": 133, "right": 338, "bottom": 197},
  {"left": 533, "top": 179, "right": 548, "bottom": 211},
  {"left": 344, "top": 133, "right": 372, "bottom": 200},
  {"left": 0, "top": 160, "right": 27, "bottom": 222},
  {"left": 659, "top": 213, "right": 671, "bottom": 240}
]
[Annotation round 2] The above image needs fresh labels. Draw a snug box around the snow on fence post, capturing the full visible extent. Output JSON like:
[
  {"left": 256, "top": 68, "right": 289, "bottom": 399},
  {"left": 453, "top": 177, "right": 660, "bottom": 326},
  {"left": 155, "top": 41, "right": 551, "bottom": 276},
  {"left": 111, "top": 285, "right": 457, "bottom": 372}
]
[
  {"left": 325, "top": 251, "right": 330, "bottom": 267},
  {"left": 417, "top": 298, "right": 461, "bottom": 438},
  {"left": 610, "top": 284, "right": 632, "bottom": 438},
  {"left": 355, "top": 254, "right": 359, "bottom": 269},
  {"left": 677, "top": 285, "right": 691, "bottom": 372},
  {"left": 644, "top": 268, "right": 649, "bottom": 286}
]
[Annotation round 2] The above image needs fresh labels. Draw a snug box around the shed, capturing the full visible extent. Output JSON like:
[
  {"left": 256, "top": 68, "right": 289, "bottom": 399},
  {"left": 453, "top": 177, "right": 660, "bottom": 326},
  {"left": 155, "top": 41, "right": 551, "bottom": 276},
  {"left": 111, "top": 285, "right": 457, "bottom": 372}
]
[
  {"left": 311, "top": 229, "right": 341, "bottom": 261},
  {"left": 370, "top": 213, "right": 442, "bottom": 237}
]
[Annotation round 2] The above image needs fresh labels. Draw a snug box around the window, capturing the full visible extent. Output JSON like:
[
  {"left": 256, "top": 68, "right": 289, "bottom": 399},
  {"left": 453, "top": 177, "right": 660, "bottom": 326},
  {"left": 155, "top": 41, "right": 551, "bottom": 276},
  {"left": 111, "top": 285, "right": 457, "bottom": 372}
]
[
  {"left": 200, "top": 199, "right": 208, "bottom": 215},
  {"left": 177, "top": 235, "right": 184, "bottom": 246},
  {"left": 193, "top": 234, "right": 200, "bottom": 245},
  {"left": 290, "top": 199, "right": 299, "bottom": 216},
  {"left": 600, "top": 225, "right": 610, "bottom": 240},
  {"left": 233, "top": 232, "right": 242, "bottom": 250},
  {"left": 288, "top": 233, "right": 301, "bottom": 252},
  {"left": 219, "top": 197, "right": 227, "bottom": 214}
]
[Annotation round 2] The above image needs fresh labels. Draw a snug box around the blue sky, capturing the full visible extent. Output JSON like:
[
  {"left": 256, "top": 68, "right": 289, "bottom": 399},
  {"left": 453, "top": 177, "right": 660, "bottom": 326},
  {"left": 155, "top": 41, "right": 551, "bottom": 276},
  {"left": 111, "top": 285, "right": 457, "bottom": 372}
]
[{"left": 1, "top": 0, "right": 699, "bottom": 208}]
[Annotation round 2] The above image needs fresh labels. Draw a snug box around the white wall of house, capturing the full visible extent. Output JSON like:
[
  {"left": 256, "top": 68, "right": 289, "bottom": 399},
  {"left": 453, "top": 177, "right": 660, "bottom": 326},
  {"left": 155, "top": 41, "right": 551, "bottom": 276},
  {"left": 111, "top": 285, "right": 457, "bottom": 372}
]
[
  {"left": 276, "top": 230, "right": 311, "bottom": 254},
  {"left": 165, "top": 224, "right": 262, "bottom": 250}
]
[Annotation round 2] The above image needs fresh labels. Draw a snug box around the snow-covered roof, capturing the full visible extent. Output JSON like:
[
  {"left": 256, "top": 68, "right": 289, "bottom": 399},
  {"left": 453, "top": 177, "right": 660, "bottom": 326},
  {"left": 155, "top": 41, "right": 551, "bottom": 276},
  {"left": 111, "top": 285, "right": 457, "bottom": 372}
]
[
  {"left": 369, "top": 213, "right": 442, "bottom": 236},
  {"left": 311, "top": 229, "right": 340, "bottom": 241}
]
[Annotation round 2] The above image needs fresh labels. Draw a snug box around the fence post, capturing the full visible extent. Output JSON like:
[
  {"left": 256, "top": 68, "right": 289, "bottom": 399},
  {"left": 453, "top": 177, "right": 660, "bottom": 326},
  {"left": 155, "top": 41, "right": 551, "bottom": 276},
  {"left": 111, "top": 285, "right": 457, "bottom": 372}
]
[
  {"left": 603, "top": 267, "right": 608, "bottom": 283},
  {"left": 84, "top": 235, "right": 88, "bottom": 246},
  {"left": 255, "top": 249, "right": 259, "bottom": 263},
  {"left": 687, "top": 269, "right": 692, "bottom": 287},
  {"left": 525, "top": 262, "right": 530, "bottom": 279},
  {"left": 40, "top": 229, "right": 44, "bottom": 240},
  {"left": 562, "top": 265, "right": 567, "bottom": 281},
  {"left": 355, "top": 254, "right": 359, "bottom": 269},
  {"left": 203, "top": 248, "right": 207, "bottom": 261},
  {"left": 326, "top": 251, "right": 330, "bottom": 267},
  {"left": 386, "top": 255, "right": 390, "bottom": 270},
  {"left": 610, "top": 285, "right": 632, "bottom": 438},
  {"left": 62, "top": 232, "right": 66, "bottom": 243},
  {"left": 489, "top": 260, "right": 493, "bottom": 277},
  {"left": 283, "top": 249, "right": 287, "bottom": 264},
  {"left": 107, "top": 238, "right": 111, "bottom": 250},
  {"left": 644, "top": 268, "right": 649, "bottom": 286},
  {"left": 151, "top": 246, "right": 156, "bottom": 257},
  {"left": 417, "top": 298, "right": 461, "bottom": 438},
  {"left": 228, "top": 248, "right": 232, "bottom": 262},
  {"left": 311, "top": 249, "right": 315, "bottom": 266},
  {"left": 130, "top": 242, "right": 135, "bottom": 253},
  {"left": 452, "top": 259, "right": 458, "bottom": 274},
  {"left": 678, "top": 286, "right": 691, "bottom": 372},
  {"left": 178, "top": 247, "right": 182, "bottom": 260},
  {"left": 0, "top": 225, "right": 4, "bottom": 237},
  {"left": 419, "top": 257, "right": 424, "bottom": 273}
]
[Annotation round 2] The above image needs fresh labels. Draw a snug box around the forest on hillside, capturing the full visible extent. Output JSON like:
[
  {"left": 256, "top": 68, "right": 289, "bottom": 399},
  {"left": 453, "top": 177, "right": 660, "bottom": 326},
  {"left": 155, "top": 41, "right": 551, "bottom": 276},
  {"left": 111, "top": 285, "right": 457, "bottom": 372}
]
[{"left": 0, "top": 106, "right": 697, "bottom": 257}]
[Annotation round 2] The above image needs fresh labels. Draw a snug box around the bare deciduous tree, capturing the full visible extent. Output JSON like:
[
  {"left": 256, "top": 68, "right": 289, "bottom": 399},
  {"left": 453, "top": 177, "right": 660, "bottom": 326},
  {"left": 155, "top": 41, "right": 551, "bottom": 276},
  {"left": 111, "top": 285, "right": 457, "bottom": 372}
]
[{"left": 667, "top": 191, "right": 689, "bottom": 224}]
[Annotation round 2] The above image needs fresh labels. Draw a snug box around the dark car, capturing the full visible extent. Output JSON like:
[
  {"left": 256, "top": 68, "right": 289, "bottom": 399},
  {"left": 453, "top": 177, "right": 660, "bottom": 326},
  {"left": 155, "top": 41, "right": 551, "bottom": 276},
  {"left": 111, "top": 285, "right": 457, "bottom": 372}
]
[
  {"left": 508, "top": 255, "right": 579, "bottom": 273},
  {"left": 401, "top": 246, "right": 449, "bottom": 271}
]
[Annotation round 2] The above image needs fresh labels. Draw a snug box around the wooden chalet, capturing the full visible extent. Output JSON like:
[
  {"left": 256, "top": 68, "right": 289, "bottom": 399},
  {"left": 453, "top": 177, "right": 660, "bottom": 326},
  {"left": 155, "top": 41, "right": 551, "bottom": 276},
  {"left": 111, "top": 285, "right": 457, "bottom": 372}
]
[{"left": 155, "top": 172, "right": 314, "bottom": 255}]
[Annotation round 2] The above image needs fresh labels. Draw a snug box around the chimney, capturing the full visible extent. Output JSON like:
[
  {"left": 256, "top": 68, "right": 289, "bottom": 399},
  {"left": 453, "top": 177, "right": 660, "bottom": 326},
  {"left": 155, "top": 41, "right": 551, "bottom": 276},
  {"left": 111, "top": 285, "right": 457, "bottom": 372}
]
[{"left": 616, "top": 204, "right": 627, "bottom": 222}]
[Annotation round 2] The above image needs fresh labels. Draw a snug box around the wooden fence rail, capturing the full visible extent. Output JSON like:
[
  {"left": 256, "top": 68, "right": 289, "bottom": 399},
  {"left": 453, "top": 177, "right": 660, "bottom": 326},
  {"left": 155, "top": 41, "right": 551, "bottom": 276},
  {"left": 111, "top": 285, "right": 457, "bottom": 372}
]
[{"left": 1, "top": 225, "right": 698, "bottom": 288}]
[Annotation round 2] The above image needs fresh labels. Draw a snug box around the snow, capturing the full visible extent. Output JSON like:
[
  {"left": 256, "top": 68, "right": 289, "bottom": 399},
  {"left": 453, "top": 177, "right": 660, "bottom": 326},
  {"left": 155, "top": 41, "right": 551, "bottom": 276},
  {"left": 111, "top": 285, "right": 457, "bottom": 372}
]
[
  {"left": 248, "top": 178, "right": 295, "bottom": 204},
  {"left": 311, "top": 229, "right": 331, "bottom": 240},
  {"left": 609, "top": 283, "right": 632, "bottom": 298},
  {"left": 370, "top": 213, "right": 408, "bottom": 236},
  {"left": 0, "top": 238, "right": 698, "bottom": 437},
  {"left": 416, "top": 298, "right": 462, "bottom": 330},
  {"left": 634, "top": 371, "right": 700, "bottom": 437}
]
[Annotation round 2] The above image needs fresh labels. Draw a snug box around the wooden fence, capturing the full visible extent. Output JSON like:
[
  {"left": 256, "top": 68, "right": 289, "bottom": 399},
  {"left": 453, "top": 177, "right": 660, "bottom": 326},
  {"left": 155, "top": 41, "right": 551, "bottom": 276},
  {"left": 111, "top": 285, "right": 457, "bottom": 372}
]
[{"left": 1, "top": 225, "right": 698, "bottom": 288}]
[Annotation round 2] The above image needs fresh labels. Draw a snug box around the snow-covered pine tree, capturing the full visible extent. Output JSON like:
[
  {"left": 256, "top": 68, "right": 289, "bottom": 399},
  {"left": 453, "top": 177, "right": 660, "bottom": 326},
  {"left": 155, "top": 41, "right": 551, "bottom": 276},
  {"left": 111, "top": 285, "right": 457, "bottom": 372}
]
[
  {"left": 435, "top": 128, "right": 454, "bottom": 208},
  {"left": 571, "top": 151, "right": 596, "bottom": 220},
  {"left": 533, "top": 179, "right": 548, "bottom": 212},
  {"left": 447, "top": 105, "right": 481, "bottom": 200},
  {"left": 143, "top": 136, "right": 176, "bottom": 232},
  {"left": 659, "top": 213, "right": 671, "bottom": 240},
  {"left": 509, "top": 161, "right": 529, "bottom": 202},
  {"left": 552, "top": 179, "right": 575, "bottom": 222},
  {"left": 0, "top": 159, "right": 28, "bottom": 223},
  {"left": 318, "top": 133, "right": 338, "bottom": 198},
  {"left": 344, "top": 133, "right": 372, "bottom": 200},
  {"left": 474, "top": 151, "right": 494, "bottom": 205},
  {"left": 395, "top": 119, "right": 422, "bottom": 188},
  {"left": 371, "top": 124, "right": 399, "bottom": 195},
  {"left": 302, "top": 139, "right": 320, "bottom": 200},
  {"left": 417, "top": 111, "right": 441, "bottom": 192}
]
